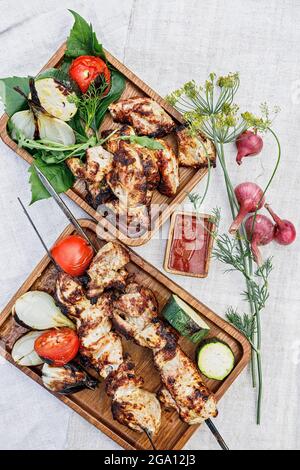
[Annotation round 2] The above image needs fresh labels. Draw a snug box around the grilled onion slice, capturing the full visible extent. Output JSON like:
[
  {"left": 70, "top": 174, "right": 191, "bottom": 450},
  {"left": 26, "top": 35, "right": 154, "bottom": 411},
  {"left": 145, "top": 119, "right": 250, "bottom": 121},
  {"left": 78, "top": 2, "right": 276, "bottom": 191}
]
[
  {"left": 12, "top": 291, "right": 75, "bottom": 330},
  {"left": 34, "top": 78, "right": 77, "bottom": 122},
  {"left": 12, "top": 330, "right": 46, "bottom": 366},
  {"left": 10, "top": 110, "right": 36, "bottom": 140},
  {"left": 42, "top": 363, "right": 98, "bottom": 394}
]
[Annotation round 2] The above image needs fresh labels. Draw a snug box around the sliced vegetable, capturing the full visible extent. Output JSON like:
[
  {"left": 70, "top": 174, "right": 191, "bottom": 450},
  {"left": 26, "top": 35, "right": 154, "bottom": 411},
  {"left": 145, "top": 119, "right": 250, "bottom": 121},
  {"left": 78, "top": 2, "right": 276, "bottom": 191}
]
[
  {"left": 12, "top": 291, "right": 75, "bottom": 330},
  {"left": 162, "top": 294, "right": 210, "bottom": 343},
  {"left": 69, "top": 55, "right": 110, "bottom": 94},
  {"left": 42, "top": 362, "right": 98, "bottom": 394},
  {"left": 34, "top": 78, "right": 77, "bottom": 121},
  {"left": 34, "top": 327, "right": 80, "bottom": 366},
  {"left": 51, "top": 235, "right": 94, "bottom": 276},
  {"left": 37, "top": 114, "right": 75, "bottom": 145},
  {"left": 10, "top": 110, "right": 35, "bottom": 140},
  {"left": 197, "top": 338, "right": 235, "bottom": 380},
  {"left": 11, "top": 330, "right": 46, "bottom": 366}
]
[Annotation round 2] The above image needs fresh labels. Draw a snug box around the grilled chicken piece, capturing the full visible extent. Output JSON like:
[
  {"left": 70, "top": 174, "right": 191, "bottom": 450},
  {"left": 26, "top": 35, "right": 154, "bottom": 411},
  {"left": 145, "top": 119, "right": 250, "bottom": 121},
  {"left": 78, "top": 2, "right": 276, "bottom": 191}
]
[
  {"left": 154, "top": 346, "right": 217, "bottom": 424},
  {"left": 56, "top": 272, "right": 123, "bottom": 378},
  {"left": 176, "top": 127, "right": 216, "bottom": 168},
  {"left": 156, "top": 139, "right": 179, "bottom": 197},
  {"left": 102, "top": 125, "right": 135, "bottom": 154},
  {"left": 99, "top": 200, "right": 150, "bottom": 237},
  {"left": 112, "top": 284, "right": 218, "bottom": 425},
  {"left": 67, "top": 146, "right": 114, "bottom": 208},
  {"left": 42, "top": 362, "right": 98, "bottom": 394},
  {"left": 86, "top": 242, "right": 130, "bottom": 299},
  {"left": 67, "top": 158, "right": 86, "bottom": 179},
  {"left": 106, "top": 356, "right": 161, "bottom": 436},
  {"left": 157, "top": 387, "right": 179, "bottom": 412},
  {"left": 109, "top": 97, "right": 176, "bottom": 137},
  {"left": 112, "top": 283, "right": 176, "bottom": 350},
  {"left": 107, "top": 140, "right": 148, "bottom": 208},
  {"left": 104, "top": 126, "right": 160, "bottom": 205}
]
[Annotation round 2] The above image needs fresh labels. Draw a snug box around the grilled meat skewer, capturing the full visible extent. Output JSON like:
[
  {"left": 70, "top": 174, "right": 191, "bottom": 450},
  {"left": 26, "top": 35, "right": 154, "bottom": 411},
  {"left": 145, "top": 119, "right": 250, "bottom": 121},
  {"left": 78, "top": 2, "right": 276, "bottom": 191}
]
[
  {"left": 56, "top": 270, "right": 161, "bottom": 437},
  {"left": 112, "top": 282, "right": 218, "bottom": 425}
]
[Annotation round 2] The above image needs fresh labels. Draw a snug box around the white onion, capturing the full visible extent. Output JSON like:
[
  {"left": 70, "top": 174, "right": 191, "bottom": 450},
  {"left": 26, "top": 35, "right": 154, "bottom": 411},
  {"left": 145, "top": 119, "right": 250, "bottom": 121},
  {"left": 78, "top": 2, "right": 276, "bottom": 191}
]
[
  {"left": 12, "top": 291, "right": 75, "bottom": 330},
  {"left": 11, "top": 331, "right": 45, "bottom": 366},
  {"left": 10, "top": 110, "right": 35, "bottom": 140},
  {"left": 34, "top": 78, "right": 77, "bottom": 122},
  {"left": 37, "top": 114, "right": 76, "bottom": 145}
]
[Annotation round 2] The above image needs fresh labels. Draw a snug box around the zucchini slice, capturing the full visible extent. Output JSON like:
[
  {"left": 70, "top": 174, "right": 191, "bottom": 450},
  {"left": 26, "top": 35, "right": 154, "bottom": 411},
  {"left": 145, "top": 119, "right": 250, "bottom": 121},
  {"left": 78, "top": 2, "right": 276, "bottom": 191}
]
[
  {"left": 162, "top": 294, "right": 210, "bottom": 343},
  {"left": 197, "top": 338, "right": 234, "bottom": 380}
]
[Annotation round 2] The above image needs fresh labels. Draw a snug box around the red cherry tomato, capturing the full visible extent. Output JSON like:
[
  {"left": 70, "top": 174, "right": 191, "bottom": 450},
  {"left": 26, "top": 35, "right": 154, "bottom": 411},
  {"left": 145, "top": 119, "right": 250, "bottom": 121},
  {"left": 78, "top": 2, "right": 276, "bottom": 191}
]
[
  {"left": 51, "top": 235, "right": 93, "bottom": 276},
  {"left": 69, "top": 55, "right": 111, "bottom": 94},
  {"left": 34, "top": 328, "right": 80, "bottom": 366}
]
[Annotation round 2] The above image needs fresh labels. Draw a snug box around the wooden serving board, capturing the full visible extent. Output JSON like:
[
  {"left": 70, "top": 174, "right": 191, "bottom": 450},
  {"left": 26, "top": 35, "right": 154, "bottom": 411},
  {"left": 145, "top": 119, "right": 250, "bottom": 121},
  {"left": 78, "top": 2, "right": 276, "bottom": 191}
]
[
  {"left": 0, "top": 220, "right": 251, "bottom": 450},
  {"left": 0, "top": 43, "right": 209, "bottom": 246}
]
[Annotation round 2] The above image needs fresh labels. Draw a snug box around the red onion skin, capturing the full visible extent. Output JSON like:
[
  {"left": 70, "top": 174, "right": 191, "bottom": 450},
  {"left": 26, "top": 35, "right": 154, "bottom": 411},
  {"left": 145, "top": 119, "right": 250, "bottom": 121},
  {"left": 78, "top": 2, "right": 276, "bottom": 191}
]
[
  {"left": 265, "top": 204, "right": 296, "bottom": 245},
  {"left": 229, "top": 182, "right": 265, "bottom": 235},
  {"left": 245, "top": 214, "right": 275, "bottom": 265},
  {"left": 236, "top": 131, "right": 263, "bottom": 165}
]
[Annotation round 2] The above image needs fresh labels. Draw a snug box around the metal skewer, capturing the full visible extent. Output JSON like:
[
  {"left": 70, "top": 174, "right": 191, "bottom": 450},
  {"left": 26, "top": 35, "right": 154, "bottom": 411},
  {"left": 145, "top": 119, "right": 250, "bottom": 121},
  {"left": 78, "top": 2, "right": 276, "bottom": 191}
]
[
  {"left": 17, "top": 196, "right": 156, "bottom": 452},
  {"left": 23, "top": 171, "right": 229, "bottom": 451},
  {"left": 34, "top": 165, "right": 97, "bottom": 252},
  {"left": 205, "top": 419, "right": 229, "bottom": 450},
  {"left": 141, "top": 428, "right": 156, "bottom": 450},
  {"left": 17, "top": 197, "right": 61, "bottom": 270}
]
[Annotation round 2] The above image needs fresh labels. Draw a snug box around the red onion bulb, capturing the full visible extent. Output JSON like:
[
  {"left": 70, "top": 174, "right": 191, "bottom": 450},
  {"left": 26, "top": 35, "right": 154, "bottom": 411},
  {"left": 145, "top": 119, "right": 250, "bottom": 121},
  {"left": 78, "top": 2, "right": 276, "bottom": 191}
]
[
  {"left": 265, "top": 204, "right": 296, "bottom": 245},
  {"left": 229, "top": 182, "right": 265, "bottom": 235},
  {"left": 236, "top": 130, "right": 263, "bottom": 165},
  {"left": 245, "top": 214, "right": 274, "bottom": 265}
]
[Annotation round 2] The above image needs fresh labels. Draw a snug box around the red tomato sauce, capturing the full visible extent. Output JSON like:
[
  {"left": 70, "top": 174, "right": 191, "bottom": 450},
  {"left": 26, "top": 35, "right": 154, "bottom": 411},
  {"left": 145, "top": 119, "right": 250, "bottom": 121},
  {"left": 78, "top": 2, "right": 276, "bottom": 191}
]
[{"left": 168, "top": 214, "right": 210, "bottom": 275}]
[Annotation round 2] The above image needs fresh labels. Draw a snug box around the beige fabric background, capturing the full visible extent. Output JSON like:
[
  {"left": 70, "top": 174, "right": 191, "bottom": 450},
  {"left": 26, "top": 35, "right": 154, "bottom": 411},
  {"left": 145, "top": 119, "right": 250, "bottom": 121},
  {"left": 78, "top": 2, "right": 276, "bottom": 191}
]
[{"left": 0, "top": 0, "right": 299, "bottom": 450}]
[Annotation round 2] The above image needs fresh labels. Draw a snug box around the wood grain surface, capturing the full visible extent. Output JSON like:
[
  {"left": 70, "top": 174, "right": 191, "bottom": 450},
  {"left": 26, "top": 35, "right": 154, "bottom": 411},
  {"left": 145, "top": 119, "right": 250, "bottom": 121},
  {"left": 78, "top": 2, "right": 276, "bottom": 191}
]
[
  {"left": 0, "top": 43, "right": 209, "bottom": 246},
  {"left": 0, "top": 219, "right": 251, "bottom": 450}
]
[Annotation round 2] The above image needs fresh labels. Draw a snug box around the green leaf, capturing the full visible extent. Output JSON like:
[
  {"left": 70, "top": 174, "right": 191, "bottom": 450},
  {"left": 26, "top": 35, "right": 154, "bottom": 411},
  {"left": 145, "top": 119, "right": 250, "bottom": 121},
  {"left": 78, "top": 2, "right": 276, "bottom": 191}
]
[
  {"left": 36, "top": 64, "right": 71, "bottom": 84},
  {"left": 0, "top": 76, "right": 30, "bottom": 116},
  {"left": 28, "top": 156, "right": 74, "bottom": 204},
  {"left": 95, "top": 70, "right": 125, "bottom": 128},
  {"left": 120, "top": 135, "right": 164, "bottom": 150},
  {"left": 65, "top": 10, "right": 105, "bottom": 59},
  {"left": 68, "top": 112, "right": 87, "bottom": 140}
]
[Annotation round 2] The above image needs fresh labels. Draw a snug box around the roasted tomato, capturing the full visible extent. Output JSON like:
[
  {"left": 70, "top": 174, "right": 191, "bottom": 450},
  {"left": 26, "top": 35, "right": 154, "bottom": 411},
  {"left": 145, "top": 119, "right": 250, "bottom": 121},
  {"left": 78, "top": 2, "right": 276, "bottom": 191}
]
[
  {"left": 51, "top": 235, "right": 93, "bottom": 276},
  {"left": 34, "top": 328, "right": 80, "bottom": 366},
  {"left": 69, "top": 55, "right": 111, "bottom": 94}
]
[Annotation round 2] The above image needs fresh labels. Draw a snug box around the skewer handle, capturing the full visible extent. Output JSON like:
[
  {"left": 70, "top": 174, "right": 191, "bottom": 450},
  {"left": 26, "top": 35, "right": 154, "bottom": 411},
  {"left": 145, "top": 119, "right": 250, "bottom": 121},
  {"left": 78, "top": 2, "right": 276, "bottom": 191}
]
[{"left": 205, "top": 419, "right": 229, "bottom": 450}]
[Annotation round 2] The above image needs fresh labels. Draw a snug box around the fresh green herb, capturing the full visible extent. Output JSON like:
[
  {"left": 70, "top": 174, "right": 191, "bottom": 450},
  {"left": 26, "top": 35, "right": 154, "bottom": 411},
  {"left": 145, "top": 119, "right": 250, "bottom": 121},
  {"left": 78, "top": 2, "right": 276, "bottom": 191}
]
[
  {"left": 65, "top": 10, "right": 106, "bottom": 59},
  {"left": 69, "top": 80, "right": 107, "bottom": 135},
  {"left": 28, "top": 156, "right": 74, "bottom": 204},
  {"left": 17, "top": 133, "right": 96, "bottom": 159},
  {"left": 69, "top": 71, "right": 125, "bottom": 137},
  {"left": 94, "top": 70, "right": 125, "bottom": 129},
  {"left": 176, "top": 73, "right": 282, "bottom": 424},
  {"left": 225, "top": 307, "right": 256, "bottom": 345},
  {"left": 0, "top": 76, "right": 30, "bottom": 116},
  {"left": 119, "top": 134, "right": 164, "bottom": 150}
]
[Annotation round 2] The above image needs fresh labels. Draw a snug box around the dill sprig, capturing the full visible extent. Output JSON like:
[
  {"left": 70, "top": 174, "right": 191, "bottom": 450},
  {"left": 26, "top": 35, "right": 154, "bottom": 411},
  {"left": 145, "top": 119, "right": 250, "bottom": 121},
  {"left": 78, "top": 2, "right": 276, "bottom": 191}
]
[
  {"left": 69, "top": 78, "right": 108, "bottom": 137},
  {"left": 180, "top": 70, "right": 282, "bottom": 424},
  {"left": 226, "top": 307, "right": 256, "bottom": 347}
]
